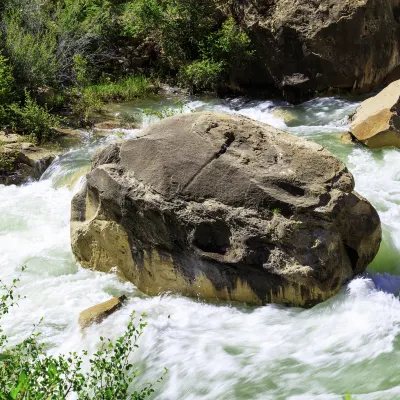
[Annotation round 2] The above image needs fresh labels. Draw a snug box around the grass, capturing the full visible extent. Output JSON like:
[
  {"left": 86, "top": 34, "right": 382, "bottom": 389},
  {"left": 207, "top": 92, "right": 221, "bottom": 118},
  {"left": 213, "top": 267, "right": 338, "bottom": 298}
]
[{"left": 82, "top": 75, "right": 155, "bottom": 103}]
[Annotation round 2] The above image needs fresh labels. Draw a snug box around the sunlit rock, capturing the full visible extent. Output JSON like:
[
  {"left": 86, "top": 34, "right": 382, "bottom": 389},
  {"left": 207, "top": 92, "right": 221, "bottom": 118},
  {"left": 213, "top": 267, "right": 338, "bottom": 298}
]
[
  {"left": 350, "top": 80, "right": 400, "bottom": 148},
  {"left": 0, "top": 133, "right": 58, "bottom": 185},
  {"left": 78, "top": 295, "right": 127, "bottom": 329},
  {"left": 71, "top": 112, "right": 381, "bottom": 307}
]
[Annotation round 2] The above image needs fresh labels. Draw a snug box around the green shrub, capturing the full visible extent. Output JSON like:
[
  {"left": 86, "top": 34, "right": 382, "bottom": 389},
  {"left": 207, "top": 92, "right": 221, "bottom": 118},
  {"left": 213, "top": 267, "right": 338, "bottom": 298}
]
[
  {"left": 179, "top": 59, "right": 224, "bottom": 91},
  {"left": 0, "top": 55, "right": 14, "bottom": 105},
  {"left": 0, "top": 269, "right": 165, "bottom": 399},
  {"left": 205, "top": 17, "right": 254, "bottom": 68},
  {"left": 0, "top": 148, "right": 18, "bottom": 173},
  {"left": 9, "top": 91, "right": 62, "bottom": 143},
  {"left": 4, "top": 17, "right": 59, "bottom": 90},
  {"left": 70, "top": 87, "right": 104, "bottom": 125}
]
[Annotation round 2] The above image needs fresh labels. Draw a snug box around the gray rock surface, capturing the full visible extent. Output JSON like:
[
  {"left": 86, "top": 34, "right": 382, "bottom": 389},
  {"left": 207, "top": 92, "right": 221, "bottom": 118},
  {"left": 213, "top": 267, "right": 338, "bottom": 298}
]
[{"left": 71, "top": 112, "right": 381, "bottom": 307}]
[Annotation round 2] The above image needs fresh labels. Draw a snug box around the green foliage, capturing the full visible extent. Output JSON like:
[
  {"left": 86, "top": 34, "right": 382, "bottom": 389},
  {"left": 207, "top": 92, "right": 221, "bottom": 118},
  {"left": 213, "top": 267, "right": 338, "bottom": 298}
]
[
  {"left": 70, "top": 75, "right": 153, "bottom": 124},
  {"left": 179, "top": 59, "right": 224, "bottom": 91},
  {"left": 70, "top": 87, "right": 104, "bottom": 125},
  {"left": 4, "top": 17, "right": 59, "bottom": 90},
  {"left": 9, "top": 92, "right": 62, "bottom": 144},
  {"left": 0, "top": 56, "right": 14, "bottom": 104},
  {"left": 73, "top": 54, "right": 91, "bottom": 88},
  {"left": 205, "top": 17, "right": 254, "bottom": 68},
  {"left": 123, "top": 2, "right": 253, "bottom": 90},
  {"left": 143, "top": 101, "right": 192, "bottom": 120},
  {"left": 0, "top": 269, "right": 165, "bottom": 399},
  {"left": 0, "top": 0, "right": 255, "bottom": 134},
  {"left": 0, "top": 148, "right": 18, "bottom": 173},
  {"left": 272, "top": 208, "right": 281, "bottom": 216},
  {"left": 84, "top": 75, "right": 152, "bottom": 102}
]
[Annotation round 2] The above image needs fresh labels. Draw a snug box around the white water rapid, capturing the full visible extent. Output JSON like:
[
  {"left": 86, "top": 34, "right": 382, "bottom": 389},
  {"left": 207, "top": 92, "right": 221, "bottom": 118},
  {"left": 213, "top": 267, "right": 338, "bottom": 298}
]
[{"left": 0, "top": 96, "right": 399, "bottom": 400}]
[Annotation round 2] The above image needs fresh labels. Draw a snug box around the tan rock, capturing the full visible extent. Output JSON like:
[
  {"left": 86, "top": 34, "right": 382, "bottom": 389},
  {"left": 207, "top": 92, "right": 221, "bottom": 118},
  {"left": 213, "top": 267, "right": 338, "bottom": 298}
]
[
  {"left": 94, "top": 120, "right": 138, "bottom": 131},
  {"left": 0, "top": 140, "right": 59, "bottom": 185},
  {"left": 78, "top": 295, "right": 127, "bottom": 329},
  {"left": 71, "top": 112, "right": 381, "bottom": 308},
  {"left": 340, "top": 132, "right": 355, "bottom": 144},
  {"left": 350, "top": 80, "right": 400, "bottom": 148}
]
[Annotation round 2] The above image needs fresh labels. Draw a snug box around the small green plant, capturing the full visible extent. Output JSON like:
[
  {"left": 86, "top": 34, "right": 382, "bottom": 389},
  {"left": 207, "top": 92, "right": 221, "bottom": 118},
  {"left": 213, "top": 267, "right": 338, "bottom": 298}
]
[
  {"left": 0, "top": 56, "right": 15, "bottom": 105},
  {"left": 143, "top": 101, "right": 191, "bottom": 120},
  {"left": 73, "top": 54, "right": 91, "bottom": 88},
  {"left": 0, "top": 268, "right": 165, "bottom": 399},
  {"left": 9, "top": 91, "right": 63, "bottom": 144},
  {"left": 70, "top": 87, "right": 105, "bottom": 126},
  {"left": 272, "top": 208, "right": 281, "bottom": 216},
  {"left": 4, "top": 17, "right": 58, "bottom": 89},
  {"left": 179, "top": 59, "right": 224, "bottom": 92},
  {"left": 83, "top": 75, "right": 153, "bottom": 102},
  {"left": 0, "top": 148, "right": 18, "bottom": 173}
]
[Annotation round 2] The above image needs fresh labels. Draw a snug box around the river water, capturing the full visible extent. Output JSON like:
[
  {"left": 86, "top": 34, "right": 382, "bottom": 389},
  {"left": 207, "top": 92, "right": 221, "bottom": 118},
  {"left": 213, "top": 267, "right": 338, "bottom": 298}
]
[{"left": 0, "top": 95, "right": 400, "bottom": 400}]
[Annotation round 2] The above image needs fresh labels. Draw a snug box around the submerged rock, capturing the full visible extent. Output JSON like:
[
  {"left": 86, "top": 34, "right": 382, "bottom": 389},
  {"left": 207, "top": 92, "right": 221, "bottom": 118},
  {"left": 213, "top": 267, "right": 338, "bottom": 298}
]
[
  {"left": 71, "top": 112, "right": 381, "bottom": 307},
  {"left": 350, "top": 80, "right": 400, "bottom": 148},
  {"left": 231, "top": 0, "right": 400, "bottom": 102},
  {"left": 78, "top": 295, "right": 127, "bottom": 328},
  {"left": 0, "top": 133, "right": 58, "bottom": 185}
]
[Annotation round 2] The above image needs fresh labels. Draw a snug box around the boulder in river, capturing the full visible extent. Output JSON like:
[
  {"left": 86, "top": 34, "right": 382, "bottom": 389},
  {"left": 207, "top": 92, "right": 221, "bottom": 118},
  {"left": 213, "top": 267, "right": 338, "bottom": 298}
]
[
  {"left": 78, "top": 295, "right": 127, "bottom": 329},
  {"left": 71, "top": 112, "right": 381, "bottom": 307},
  {"left": 230, "top": 0, "right": 400, "bottom": 102},
  {"left": 350, "top": 80, "right": 400, "bottom": 148}
]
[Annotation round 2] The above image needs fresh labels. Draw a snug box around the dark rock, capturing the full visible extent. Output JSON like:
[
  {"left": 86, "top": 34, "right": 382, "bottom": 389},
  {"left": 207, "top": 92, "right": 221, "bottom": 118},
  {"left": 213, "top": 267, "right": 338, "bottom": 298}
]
[{"left": 230, "top": 0, "right": 400, "bottom": 102}]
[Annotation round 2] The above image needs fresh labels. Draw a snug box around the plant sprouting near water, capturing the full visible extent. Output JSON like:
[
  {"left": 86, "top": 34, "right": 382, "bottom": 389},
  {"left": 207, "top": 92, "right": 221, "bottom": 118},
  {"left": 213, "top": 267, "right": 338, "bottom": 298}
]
[
  {"left": 0, "top": 268, "right": 165, "bottom": 399},
  {"left": 143, "top": 101, "right": 193, "bottom": 121}
]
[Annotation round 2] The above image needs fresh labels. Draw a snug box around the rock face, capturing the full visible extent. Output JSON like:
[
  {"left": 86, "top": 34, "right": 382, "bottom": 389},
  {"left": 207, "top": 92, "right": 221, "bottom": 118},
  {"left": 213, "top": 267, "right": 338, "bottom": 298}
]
[
  {"left": 231, "top": 0, "right": 400, "bottom": 102},
  {"left": 0, "top": 133, "right": 57, "bottom": 185},
  {"left": 71, "top": 112, "right": 381, "bottom": 307},
  {"left": 350, "top": 80, "right": 400, "bottom": 148}
]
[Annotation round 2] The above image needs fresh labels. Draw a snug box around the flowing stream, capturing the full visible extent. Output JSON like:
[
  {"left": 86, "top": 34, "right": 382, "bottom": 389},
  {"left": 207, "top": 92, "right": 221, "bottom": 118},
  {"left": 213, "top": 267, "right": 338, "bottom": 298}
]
[{"left": 1, "top": 94, "right": 400, "bottom": 399}]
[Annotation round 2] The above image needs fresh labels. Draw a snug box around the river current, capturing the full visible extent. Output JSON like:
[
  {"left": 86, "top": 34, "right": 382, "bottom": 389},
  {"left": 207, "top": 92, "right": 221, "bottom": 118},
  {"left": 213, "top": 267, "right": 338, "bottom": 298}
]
[{"left": 0, "top": 95, "right": 399, "bottom": 400}]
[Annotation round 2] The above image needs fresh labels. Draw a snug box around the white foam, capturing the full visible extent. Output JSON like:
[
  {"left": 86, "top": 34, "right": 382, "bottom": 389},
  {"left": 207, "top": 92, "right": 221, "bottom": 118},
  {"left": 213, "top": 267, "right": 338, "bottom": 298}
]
[{"left": 1, "top": 96, "right": 400, "bottom": 399}]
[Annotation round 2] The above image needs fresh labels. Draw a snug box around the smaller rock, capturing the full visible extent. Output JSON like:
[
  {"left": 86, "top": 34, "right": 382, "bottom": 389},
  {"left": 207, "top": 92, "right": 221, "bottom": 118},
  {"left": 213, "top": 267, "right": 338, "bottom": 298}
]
[
  {"left": 0, "top": 131, "right": 61, "bottom": 185},
  {"left": 350, "top": 80, "right": 400, "bottom": 148},
  {"left": 78, "top": 295, "right": 127, "bottom": 329},
  {"left": 340, "top": 132, "right": 355, "bottom": 144},
  {"left": 94, "top": 120, "right": 138, "bottom": 131},
  {"left": 271, "top": 108, "right": 298, "bottom": 124}
]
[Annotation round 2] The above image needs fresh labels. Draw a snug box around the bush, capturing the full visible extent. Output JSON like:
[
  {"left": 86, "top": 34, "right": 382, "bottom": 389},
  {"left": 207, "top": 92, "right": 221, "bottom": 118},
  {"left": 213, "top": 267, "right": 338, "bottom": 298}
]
[
  {"left": 70, "top": 75, "right": 153, "bottom": 125},
  {"left": 0, "top": 269, "right": 164, "bottom": 399},
  {"left": 70, "top": 87, "right": 105, "bottom": 126},
  {"left": 4, "top": 17, "right": 59, "bottom": 90},
  {"left": 9, "top": 92, "right": 62, "bottom": 144},
  {"left": 205, "top": 17, "right": 254, "bottom": 68},
  {"left": 0, "top": 55, "right": 14, "bottom": 105},
  {"left": 179, "top": 60, "right": 224, "bottom": 91}
]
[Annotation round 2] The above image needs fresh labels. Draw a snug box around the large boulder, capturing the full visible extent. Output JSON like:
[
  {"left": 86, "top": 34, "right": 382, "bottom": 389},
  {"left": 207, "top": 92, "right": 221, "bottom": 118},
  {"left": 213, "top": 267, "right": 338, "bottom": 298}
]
[
  {"left": 230, "top": 0, "right": 400, "bottom": 102},
  {"left": 71, "top": 112, "right": 381, "bottom": 307},
  {"left": 350, "top": 80, "right": 400, "bottom": 148}
]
